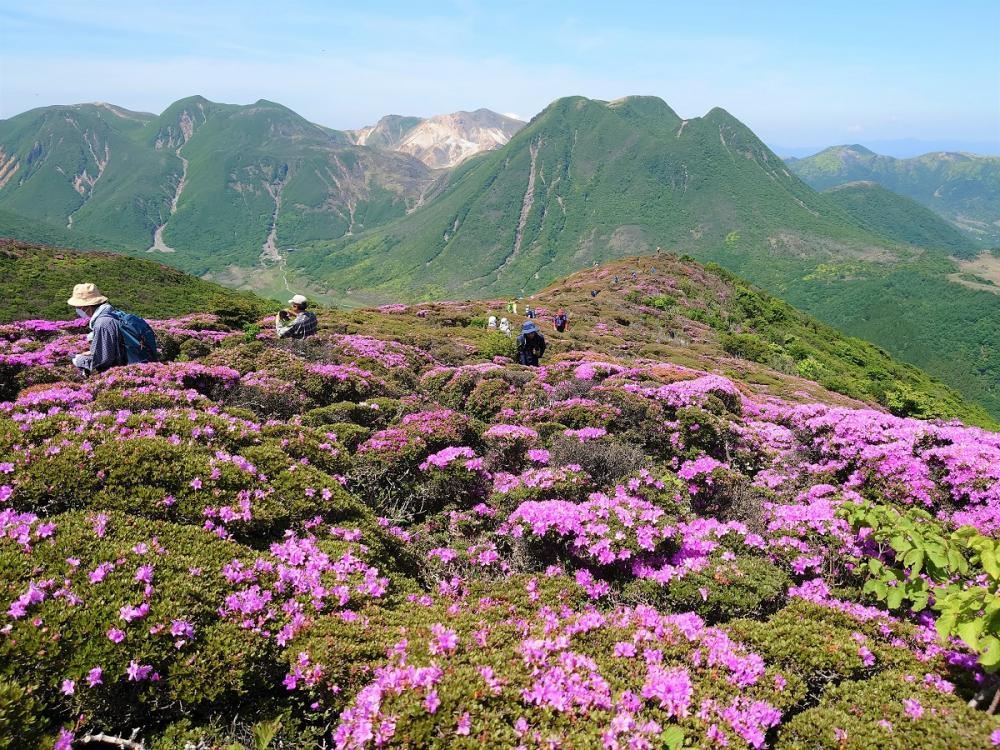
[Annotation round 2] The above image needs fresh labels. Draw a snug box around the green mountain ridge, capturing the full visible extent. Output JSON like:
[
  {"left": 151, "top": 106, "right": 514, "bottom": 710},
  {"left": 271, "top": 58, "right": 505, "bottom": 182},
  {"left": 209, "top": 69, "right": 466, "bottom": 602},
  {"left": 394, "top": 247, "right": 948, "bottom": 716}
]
[
  {"left": 821, "top": 180, "right": 978, "bottom": 254},
  {"left": 291, "top": 95, "right": 895, "bottom": 299},
  {"left": 0, "top": 96, "right": 436, "bottom": 276},
  {"left": 787, "top": 145, "right": 1000, "bottom": 247}
]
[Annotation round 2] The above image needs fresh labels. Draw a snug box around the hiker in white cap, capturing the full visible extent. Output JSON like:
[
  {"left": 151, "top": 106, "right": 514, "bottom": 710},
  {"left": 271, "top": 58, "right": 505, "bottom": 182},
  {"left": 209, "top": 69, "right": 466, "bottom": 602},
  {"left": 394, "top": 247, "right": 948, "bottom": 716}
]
[
  {"left": 66, "top": 283, "right": 158, "bottom": 375},
  {"left": 276, "top": 294, "right": 318, "bottom": 339}
]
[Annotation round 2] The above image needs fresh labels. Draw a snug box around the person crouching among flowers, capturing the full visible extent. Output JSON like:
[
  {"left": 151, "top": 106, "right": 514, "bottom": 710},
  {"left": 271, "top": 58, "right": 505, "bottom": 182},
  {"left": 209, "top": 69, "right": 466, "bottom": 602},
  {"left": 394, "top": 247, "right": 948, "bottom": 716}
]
[
  {"left": 68, "top": 282, "right": 126, "bottom": 376},
  {"left": 276, "top": 294, "right": 318, "bottom": 339}
]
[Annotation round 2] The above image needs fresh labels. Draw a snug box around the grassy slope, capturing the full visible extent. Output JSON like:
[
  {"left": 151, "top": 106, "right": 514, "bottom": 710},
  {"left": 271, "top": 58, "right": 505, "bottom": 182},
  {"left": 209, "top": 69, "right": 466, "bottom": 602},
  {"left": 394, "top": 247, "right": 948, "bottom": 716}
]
[
  {"left": 0, "top": 240, "right": 274, "bottom": 323},
  {"left": 822, "top": 181, "right": 978, "bottom": 255},
  {"left": 0, "top": 208, "right": 118, "bottom": 252},
  {"left": 787, "top": 145, "right": 1000, "bottom": 247},
  {"left": 336, "top": 252, "right": 994, "bottom": 428}
]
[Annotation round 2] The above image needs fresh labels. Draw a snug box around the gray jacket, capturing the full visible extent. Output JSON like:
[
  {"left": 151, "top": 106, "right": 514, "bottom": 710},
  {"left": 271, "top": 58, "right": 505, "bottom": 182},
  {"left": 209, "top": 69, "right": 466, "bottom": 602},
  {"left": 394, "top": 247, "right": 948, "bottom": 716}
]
[{"left": 89, "top": 304, "right": 127, "bottom": 372}]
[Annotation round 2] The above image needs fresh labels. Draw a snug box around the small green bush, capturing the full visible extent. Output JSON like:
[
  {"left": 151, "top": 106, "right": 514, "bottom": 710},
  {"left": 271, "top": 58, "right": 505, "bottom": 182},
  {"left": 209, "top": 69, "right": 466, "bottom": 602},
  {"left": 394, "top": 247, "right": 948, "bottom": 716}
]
[
  {"left": 659, "top": 555, "right": 788, "bottom": 622},
  {"left": 477, "top": 331, "right": 517, "bottom": 360},
  {"left": 0, "top": 678, "right": 47, "bottom": 749},
  {"left": 178, "top": 337, "right": 214, "bottom": 361},
  {"left": 775, "top": 671, "right": 998, "bottom": 749}
]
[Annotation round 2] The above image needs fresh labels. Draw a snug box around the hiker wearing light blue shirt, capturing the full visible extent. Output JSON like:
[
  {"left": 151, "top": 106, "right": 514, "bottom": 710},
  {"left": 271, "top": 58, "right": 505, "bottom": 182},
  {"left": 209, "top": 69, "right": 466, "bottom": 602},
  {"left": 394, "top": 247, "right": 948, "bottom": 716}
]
[{"left": 68, "top": 283, "right": 126, "bottom": 375}]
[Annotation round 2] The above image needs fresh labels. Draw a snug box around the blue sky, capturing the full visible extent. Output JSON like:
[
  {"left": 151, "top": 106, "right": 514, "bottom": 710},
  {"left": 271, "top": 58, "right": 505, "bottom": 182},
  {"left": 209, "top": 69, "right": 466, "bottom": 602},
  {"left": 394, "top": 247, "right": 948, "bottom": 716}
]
[{"left": 1, "top": 0, "right": 998, "bottom": 153}]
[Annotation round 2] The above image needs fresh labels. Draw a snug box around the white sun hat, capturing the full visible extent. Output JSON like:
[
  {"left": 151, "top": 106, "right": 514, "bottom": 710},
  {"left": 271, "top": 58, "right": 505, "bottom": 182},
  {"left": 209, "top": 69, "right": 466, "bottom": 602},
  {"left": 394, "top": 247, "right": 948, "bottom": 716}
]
[{"left": 288, "top": 294, "right": 308, "bottom": 306}]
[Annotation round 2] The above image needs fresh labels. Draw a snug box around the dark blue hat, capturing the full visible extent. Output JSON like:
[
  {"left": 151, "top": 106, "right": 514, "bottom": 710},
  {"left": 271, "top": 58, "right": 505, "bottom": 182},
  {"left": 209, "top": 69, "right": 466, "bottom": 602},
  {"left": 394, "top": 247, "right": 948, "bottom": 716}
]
[{"left": 521, "top": 321, "right": 539, "bottom": 334}]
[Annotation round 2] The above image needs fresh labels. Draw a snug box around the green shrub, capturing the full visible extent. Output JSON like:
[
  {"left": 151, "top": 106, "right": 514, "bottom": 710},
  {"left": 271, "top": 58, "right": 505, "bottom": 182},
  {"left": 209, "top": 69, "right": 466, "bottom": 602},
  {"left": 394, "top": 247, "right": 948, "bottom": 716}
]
[
  {"left": 721, "top": 332, "right": 776, "bottom": 363},
  {"left": 212, "top": 298, "right": 273, "bottom": 329},
  {"left": 303, "top": 398, "right": 407, "bottom": 430},
  {"left": 628, "top": 555, "right": 789, "bottom": 623},
  {"left": 464, "top": 377, "right": 513, "bottom": 421},
  {"left": 319, "top": 422, "right": 370, "bottom": 451},
  {"left": 178, "top": 337, "right": 214, "bottom": 361},
  {"left": 0, "top": 512, "right": 285, "bottom": 734},
  {"left": 727, "top": 600, "right": 928, "bottom": 695},
  {"left": 674, "top": 407, "right": 731, "bottom": 460},
  {"left": 12, "top": 431, "right": 365, "bottom": 543},
  {"left": 477, "top": 332, "right": 518, "bottom": 360},
  {"left": 0, "top": 678, "right": 47, "bottom": 749},
  {"left": 533, "top": 421, "right": 568, "bottom": 442},
  {"left": 775, "top": 671, "right": 998, "bottom": 749},
  {"left": 257, "top": 424, "right": 350, "bottom": 476}
]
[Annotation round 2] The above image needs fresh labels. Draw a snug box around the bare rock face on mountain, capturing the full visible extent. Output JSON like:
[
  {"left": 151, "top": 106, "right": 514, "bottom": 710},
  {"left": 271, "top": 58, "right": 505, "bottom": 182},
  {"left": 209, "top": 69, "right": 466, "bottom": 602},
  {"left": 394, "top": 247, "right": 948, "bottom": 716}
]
[
  {"left": 350, "top": 109, "right": 525, "bottom": 169},
  {"left": 350, "top": 114, "right": 424, "bottom": 150}
]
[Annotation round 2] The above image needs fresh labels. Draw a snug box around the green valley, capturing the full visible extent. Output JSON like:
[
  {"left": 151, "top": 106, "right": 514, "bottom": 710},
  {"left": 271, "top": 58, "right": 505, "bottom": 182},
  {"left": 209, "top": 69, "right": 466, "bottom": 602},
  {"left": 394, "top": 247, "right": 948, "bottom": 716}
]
[{"left": 821, "top": 181, "right": 978, "bottom": 255}]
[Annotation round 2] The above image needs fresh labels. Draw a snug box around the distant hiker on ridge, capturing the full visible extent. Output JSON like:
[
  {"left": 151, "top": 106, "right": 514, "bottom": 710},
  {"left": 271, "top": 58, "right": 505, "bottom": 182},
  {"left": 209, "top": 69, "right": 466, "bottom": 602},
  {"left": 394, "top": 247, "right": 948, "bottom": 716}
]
[
  {"left": 68, "top": 282, "right": 158, "bottom": 376},
  {"left": 517, "top": 321, "right": 546, "bottom": 367},
  {"left": 276, "top": 294, "right": 318, "bottom": 339},
  {"left": 553, "top": 308, "right": 570, "bottom": 333},
  {"left": 525, "top": 306, "right": 536, "bottom": 319},
  {"left": 487, "top": 315, "right": 498, "bottom": 330}
]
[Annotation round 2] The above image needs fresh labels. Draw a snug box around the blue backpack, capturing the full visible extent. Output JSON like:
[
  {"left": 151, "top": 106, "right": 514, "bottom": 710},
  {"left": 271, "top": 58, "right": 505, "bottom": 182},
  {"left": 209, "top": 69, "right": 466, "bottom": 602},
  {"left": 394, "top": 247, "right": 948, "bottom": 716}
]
[{"left": 108, "top": 309, "right": 158, "bottom": 364}]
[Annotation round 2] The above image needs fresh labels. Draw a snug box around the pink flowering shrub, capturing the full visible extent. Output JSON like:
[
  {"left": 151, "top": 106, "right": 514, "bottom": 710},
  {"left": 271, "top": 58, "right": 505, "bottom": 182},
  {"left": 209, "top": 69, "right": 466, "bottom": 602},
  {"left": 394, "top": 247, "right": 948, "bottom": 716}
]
[
  {"left": 1, "top": 408, "right": 366, "bottom": 543},
  {"left": 292, "top": 575, "right": 806, "bottom": 750},
  {"left": 483, "top": 424, "right": 540, "bottom": 473},
  {"left": 1, "top": 305, "right": 999, "bottom": 748},
  {"left": 0, "top": 511, "right": 286, "bottom": 730}
]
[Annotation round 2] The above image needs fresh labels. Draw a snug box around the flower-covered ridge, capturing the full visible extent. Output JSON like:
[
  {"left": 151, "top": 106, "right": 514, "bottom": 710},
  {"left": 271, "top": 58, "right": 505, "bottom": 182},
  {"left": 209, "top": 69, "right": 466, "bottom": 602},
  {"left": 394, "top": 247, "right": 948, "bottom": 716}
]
[{"left": 2, "top": 257, "right": 999, "bottom": 749}]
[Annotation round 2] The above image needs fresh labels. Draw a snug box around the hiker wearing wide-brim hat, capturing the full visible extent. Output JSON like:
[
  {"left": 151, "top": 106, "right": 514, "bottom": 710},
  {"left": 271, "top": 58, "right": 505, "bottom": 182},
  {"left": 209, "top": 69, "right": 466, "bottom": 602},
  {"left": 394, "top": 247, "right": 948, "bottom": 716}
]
[
  {"left": 66, "top": 282, "right": 108, "bottom": 308},
  {"left": 516, "top": 320, "right": 546, "bottom": 367},
  {"left": 67, "top": 282, "right": 125, "bottom": 375}
]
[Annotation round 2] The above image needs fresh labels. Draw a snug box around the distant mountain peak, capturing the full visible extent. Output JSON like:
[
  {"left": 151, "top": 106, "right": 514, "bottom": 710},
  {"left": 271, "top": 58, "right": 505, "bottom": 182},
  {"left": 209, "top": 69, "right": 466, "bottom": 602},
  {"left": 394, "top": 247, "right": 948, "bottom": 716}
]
[{"left": 350, "top": 108, "right": 525, "bottom": 169}]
